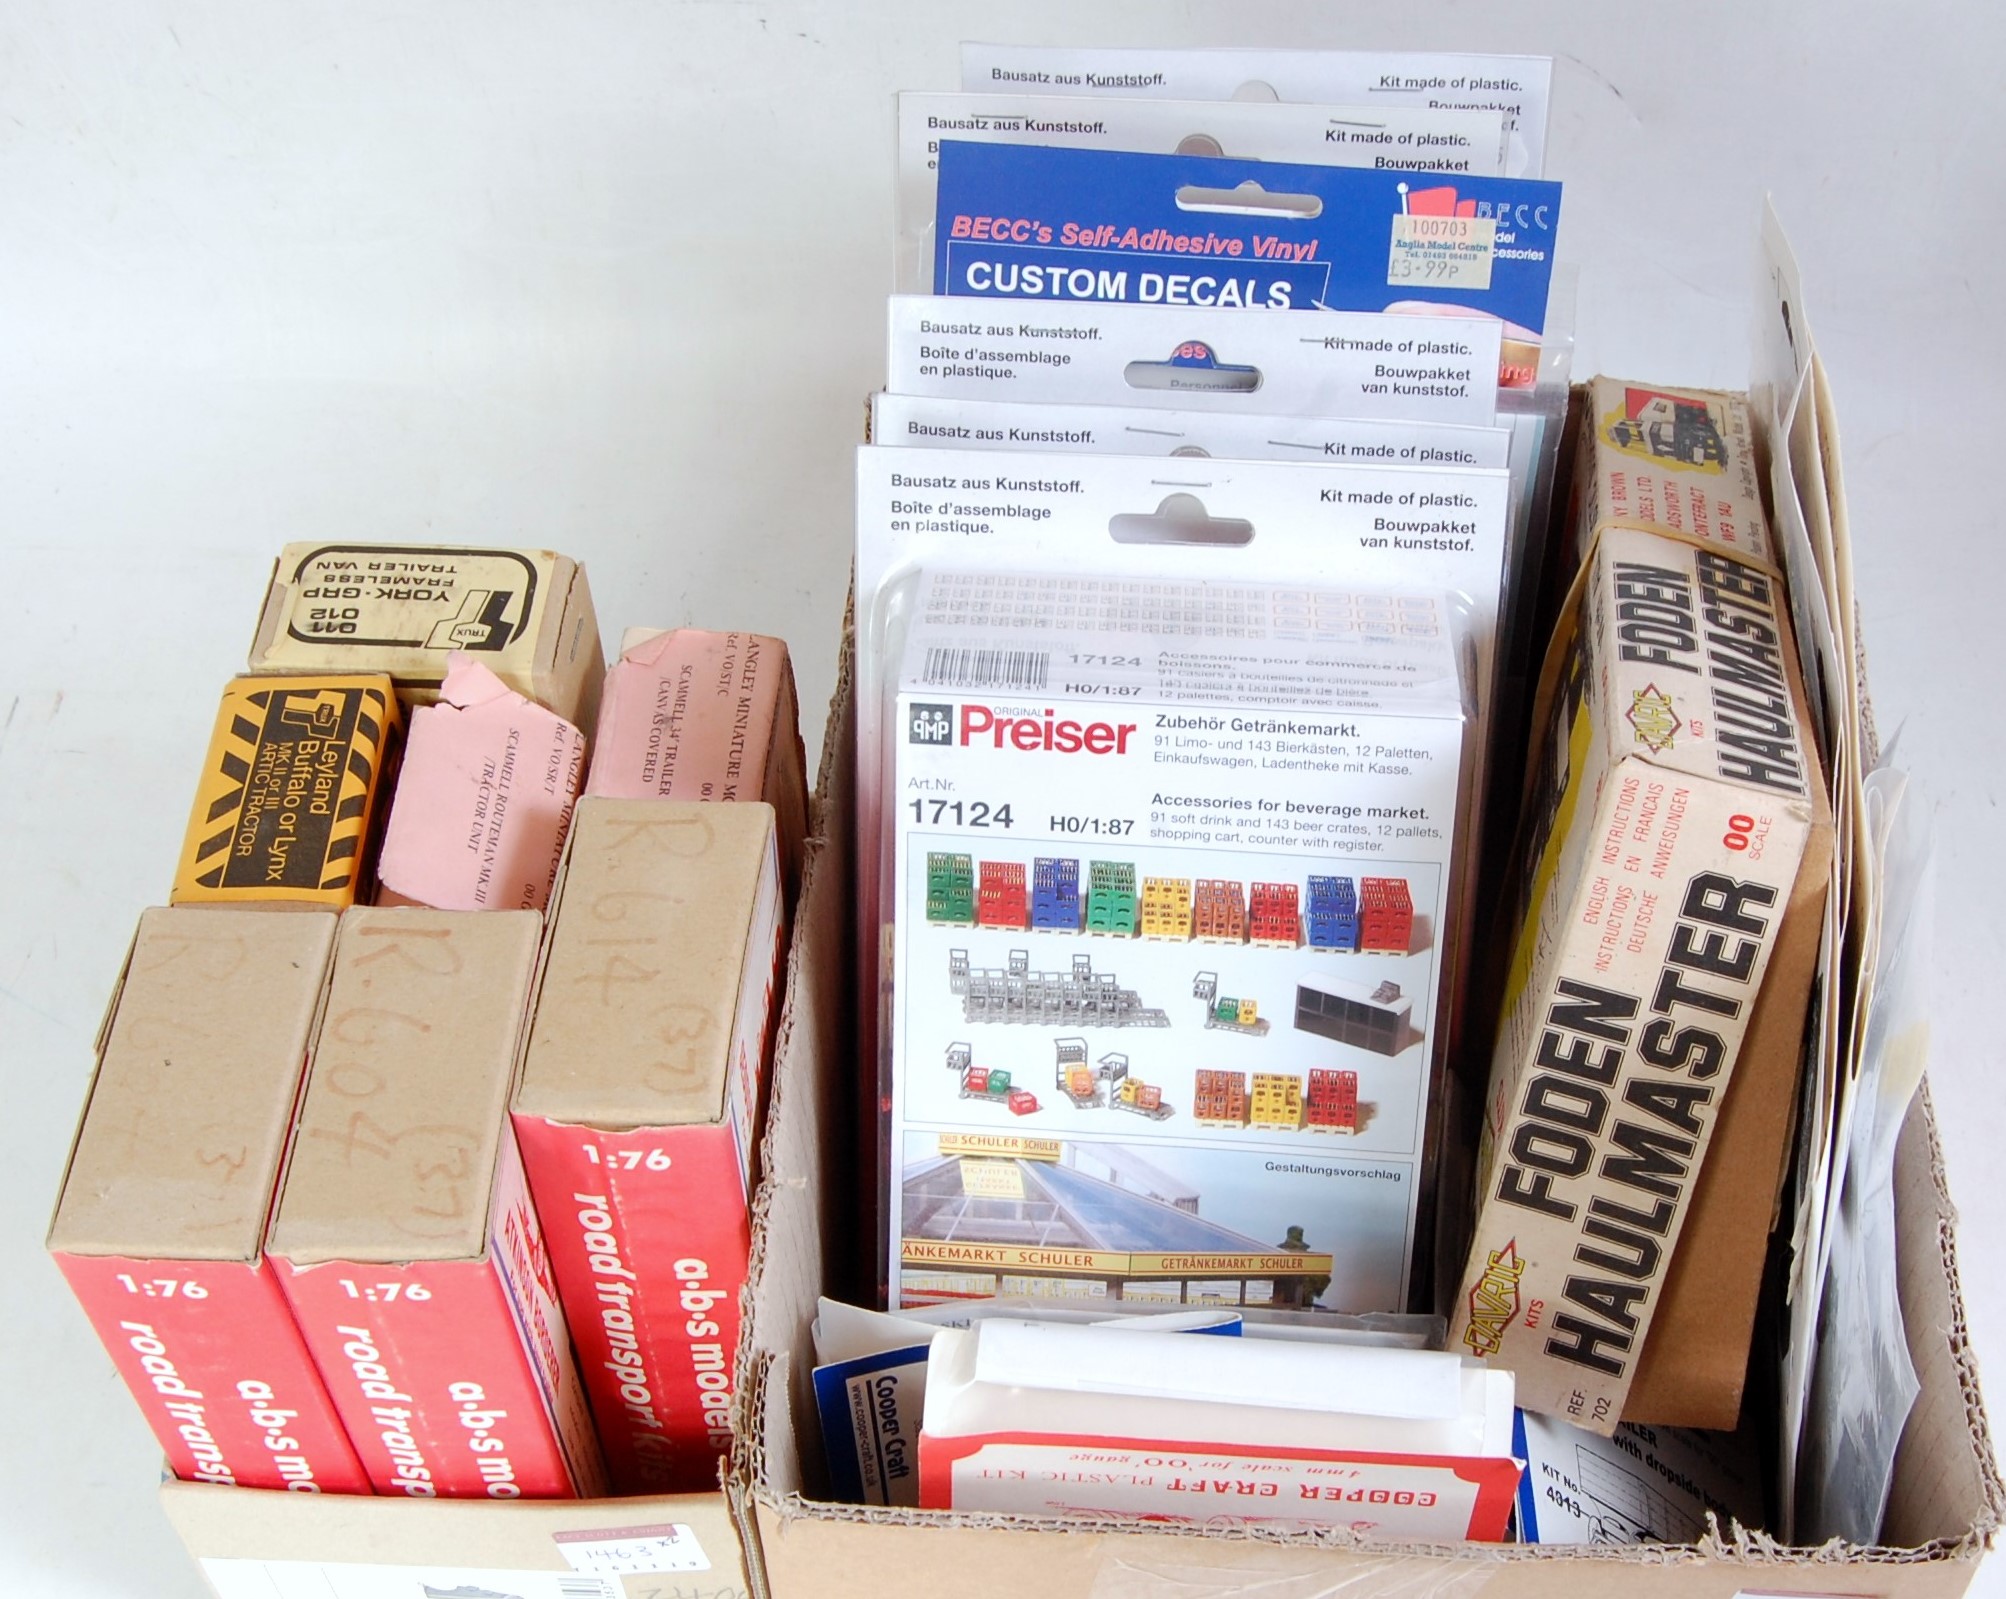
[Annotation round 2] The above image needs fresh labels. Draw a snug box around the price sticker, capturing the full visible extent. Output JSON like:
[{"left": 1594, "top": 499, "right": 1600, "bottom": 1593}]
[
  {"left": 553, "top": 1522, "right": 712, "bottom": 1575},
  {"left": 1388, "top": 213, "right": 1497, "bottom": 290}
]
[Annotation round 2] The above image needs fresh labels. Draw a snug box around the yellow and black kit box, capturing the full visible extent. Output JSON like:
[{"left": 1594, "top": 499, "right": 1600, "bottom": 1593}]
[{"left": 171, "top": 674, "right": 401, "bottom": 907}]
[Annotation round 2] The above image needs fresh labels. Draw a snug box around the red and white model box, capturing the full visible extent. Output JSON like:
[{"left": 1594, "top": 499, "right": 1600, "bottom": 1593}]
[
  {"left": 48, "top": 906, "right": 370, "bottom": 1494},
  {"left": 267, "top": 908, "right": 607, "bottom": 1499},
  {"left": 919, "top": 1320, "right": 1519, "bottom": 1541},
  {"left": 513, "top": 798, "right": 785, "bottom": 1494}
]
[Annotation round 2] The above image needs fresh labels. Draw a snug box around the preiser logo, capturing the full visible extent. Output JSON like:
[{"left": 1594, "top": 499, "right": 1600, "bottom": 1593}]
[
  {"left": 1626, "top": 684, "right": 1679, "bottom": 753},
  {"left": 1461, "top": 1240, "right": 1526, "bottom": 1358},
  {"left": 908, "top": 703, "right": 954, "bottom": 746},
  {"left": 958, "top": 704, "right": 1137, "bottom": 754}
]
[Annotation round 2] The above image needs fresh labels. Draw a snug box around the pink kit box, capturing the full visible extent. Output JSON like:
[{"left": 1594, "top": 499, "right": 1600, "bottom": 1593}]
[
  {"left": 585, "top": 628, "right": 808, "bottom": 900},
  {"left": 377, "top": 656, "right": 587, "bottom": 913}
]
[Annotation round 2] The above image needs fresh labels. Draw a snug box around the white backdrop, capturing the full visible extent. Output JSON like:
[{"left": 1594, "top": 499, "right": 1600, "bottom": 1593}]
[{"left": 4, "top": 3, "right": 2003, "bottom": 1593}]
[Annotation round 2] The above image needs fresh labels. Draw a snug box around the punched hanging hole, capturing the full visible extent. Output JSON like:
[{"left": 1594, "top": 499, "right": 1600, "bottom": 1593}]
[
  {"left": 1174, "top": 133, "right": 1226, "bottom": 158},
  {"left": 1168, "top": 445, "right": 1213, "bottom": 459},
  {"left": 1123, "top": 340, "right": 1262, "bottom": 395},
  {"left": 1174, "top": 179, "right": 1322, "bottom": 219},
  {"left": 1229, "top": 80, "right": 1281, "bottom": 103},
  {"left": 1109, "top": 493, "right": 1254, "bottom": 547}
]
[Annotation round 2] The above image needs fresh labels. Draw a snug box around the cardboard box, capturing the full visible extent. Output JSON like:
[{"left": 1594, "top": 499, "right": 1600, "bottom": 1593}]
[
  {"left": 48, "top": 906, "right": 369, "bottom": 1495},
  {"left": 1494, "top": 377, "right": 1820, "bottom": 1429},
  {"left": 730, "top": 568, "right": 2002, "bottom": 1597},
  {"left": 1446, "top": 523, "right": 1832, "bottom": 1430},
  {"left": 171, "top": 674, "right": 402, "bottom": 908},
  {"left": 148, "top": 623, "right": 2005, "bottom": 1594},
  {"left": 513, "top": 799, "right": 786, "bottom": 1495},
  {"left": 1566, "top": 377, "right": 1773, "bottom": 573},
  {"left": 161, "top": 679, "right": 851, "bottom": 1597},
  {"left": 267, "top": 908, "right": 607, "bottom": 1500},
  {"left": 586, "top": 628, "right": 810, "bottom": 902},
  {"left": 247, "top": 542, "right": 605, "bottom": 729},
  {"left": 161, "top": 1480, "right": 743, "bottom": 1598},
  {"left": 375, "top": 656, "right": 587, "bottom": 913}
]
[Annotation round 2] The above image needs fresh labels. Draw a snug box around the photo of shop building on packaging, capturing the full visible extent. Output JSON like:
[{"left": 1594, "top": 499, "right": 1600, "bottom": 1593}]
[{"left": 898, "top": 1132, "right": 1379, "bottom": 1309}]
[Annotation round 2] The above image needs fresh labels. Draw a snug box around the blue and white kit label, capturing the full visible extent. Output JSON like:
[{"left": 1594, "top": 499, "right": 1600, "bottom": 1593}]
[{"left": 933, "top": 142, "right": 1560, "bottom": 345}]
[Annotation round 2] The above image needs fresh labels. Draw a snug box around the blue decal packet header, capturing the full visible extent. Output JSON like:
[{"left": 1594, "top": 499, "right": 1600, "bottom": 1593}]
[{"left": 934, "top": 141, "right": 1562, "bottom": 388}]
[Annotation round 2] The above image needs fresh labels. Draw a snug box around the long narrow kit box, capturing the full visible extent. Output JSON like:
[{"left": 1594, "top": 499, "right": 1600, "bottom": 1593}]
[
  {"left": 1449, "top": 523, "right": 1830, "bottom": 1432},
  {"left": 247, "top": 543, "right": 606, "bottom": 729},
  {"left": 172, "top": 674, "right": 401, "bottom": 908},
  {"left": 887, "top": 573, "right": 1469, "bottom": 1316},
  {"left": 267, "top": 908, "right": 607, "bottom": 1499},
  {"left": 48, "top": 907, "right": 370, "bottom": 1494},
  {"left": 586, "top": 628, "right": 810, "bottom": 901},
  {"left": 514, "top": 798, "right": 785, "bottom": 1494}
]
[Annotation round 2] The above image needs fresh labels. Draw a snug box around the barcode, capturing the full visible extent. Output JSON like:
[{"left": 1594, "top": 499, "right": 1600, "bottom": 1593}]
[
  {"left": 922, "top": 647, "right": 1050, "bottom": 690},
  {"left": 559, "top": 1580, "right": 618, "bottom": 1599}
]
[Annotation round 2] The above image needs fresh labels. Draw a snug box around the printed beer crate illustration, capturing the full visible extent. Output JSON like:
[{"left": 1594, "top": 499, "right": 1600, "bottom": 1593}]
[
  {"left": 1111, "top": 1069, "right": 1174, "bottom": 1122},
  {"left": 1193, "top": 1069, "right": 1250, "bottom": 1128},
  {"left": 1305, "top": 875, "right": 1360, "bottom": 952},
  {"left": 1054, "top": 1037, "right": 1101, "bottom": 1108},
  {"left": 946, "top": 1042, "right": 1040, "bottom": 1114},
  {"left": 927, "top": 852, "right": 975, "bottom": 926},
  {"left": 1249, "top": 1073, "right": 1305, "bottom": 1132},
  {"left": 1031, "top": 856, "right": 1082, "bottom": 932},
  {"left": 1249, "top": 881, "right": 1301, "bottom": 948},
  {"left": 1139, "top": 876, "right": 1194, "bottom": 941},
  {"left": 1085, "top": 860, "right": 1139, "bottom": 938},
  {"left": 977, "top": 859, "right": 1029, "bottom": 931},
  {"left": 1305, "top": 1068, "right": 1360, "bottom": 1134},
  {"left": 1193, "top": 878, "right": 1248, "bottom": 944},
  {"left": 1359, "top": 876, "right": 1414, "bottom": 955}
]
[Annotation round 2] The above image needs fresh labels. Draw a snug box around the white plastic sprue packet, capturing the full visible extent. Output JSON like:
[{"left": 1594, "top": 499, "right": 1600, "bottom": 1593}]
[
  {"left": 959, "top": 45, "right": 1554, "bottom": 176},
  {"left": 870, "top": 391, "right": 1512, "bottom": 471},
  {"left": 885, "top": 295, "right": 1501, "bottom": 427}
]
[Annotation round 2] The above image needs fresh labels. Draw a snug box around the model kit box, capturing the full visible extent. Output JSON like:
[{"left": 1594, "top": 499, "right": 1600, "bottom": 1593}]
[
  {"left": 172, "top": 674, "right": 401, "bottom": 908},
  {"left": 586, "top": 628, "right": 810, "bottom": 901},
  {"left": 514, "top": 798, "right": 786, "bottom": 1495},
  {"left": 885, "top": 573, "right": 1468, "bottom": 1315},
  {"left": 1448, "top": 525, "right": 1831, "bottom": 1432},
  {"left": 1567, "top": 376, "right": 1773, "bottom": 573},
  {"left": 375, "top": 656, "right": 587, "bottom": 913},
  {"left": 267, "top": 908, "right": 607, "bottom": 1499},
  {"left": 247, "top": 542, "right": 605, "bottom": 729},
  {"left": 49, "top": 907, "right": 370, "bottom": 1494}
]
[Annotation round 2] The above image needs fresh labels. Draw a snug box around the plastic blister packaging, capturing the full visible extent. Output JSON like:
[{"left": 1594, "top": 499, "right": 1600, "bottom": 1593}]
[
  {"left": 855, "top": 459, "right": 1497, "bottom": 1315},
  {"left": 894, "top": 92, "right": 1510, "bottom": 295}
]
